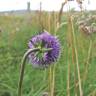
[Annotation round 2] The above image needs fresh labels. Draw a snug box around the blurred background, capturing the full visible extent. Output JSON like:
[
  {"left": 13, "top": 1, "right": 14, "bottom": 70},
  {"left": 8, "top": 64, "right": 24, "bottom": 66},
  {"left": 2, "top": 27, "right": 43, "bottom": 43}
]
[{"left": 0, "top": 0, "right": 96, "bottom": 96}]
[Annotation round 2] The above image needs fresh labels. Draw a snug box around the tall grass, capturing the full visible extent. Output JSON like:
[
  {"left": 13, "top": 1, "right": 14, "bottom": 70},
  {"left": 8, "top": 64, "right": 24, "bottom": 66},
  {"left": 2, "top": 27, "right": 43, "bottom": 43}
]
[{"left": 0, "top": 1, "right": 96, "bottom": 96}]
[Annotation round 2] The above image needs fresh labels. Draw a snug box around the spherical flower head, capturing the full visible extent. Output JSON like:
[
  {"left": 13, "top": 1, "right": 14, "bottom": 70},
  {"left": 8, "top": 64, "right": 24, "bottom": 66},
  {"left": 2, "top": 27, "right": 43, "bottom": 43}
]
[{"left": 28, "top": 31, "right": 60, "bottom": 68}]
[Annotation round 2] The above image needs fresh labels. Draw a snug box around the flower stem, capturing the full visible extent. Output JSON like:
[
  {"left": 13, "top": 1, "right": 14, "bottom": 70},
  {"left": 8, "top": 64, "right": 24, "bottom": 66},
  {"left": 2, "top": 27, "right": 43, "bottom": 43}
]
[{"left": 18, "top": 48, "right": 40, "bottom": 96}]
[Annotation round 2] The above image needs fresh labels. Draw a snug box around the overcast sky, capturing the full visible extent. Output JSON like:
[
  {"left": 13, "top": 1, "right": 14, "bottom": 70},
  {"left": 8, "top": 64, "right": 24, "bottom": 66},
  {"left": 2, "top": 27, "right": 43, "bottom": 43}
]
[{"left": 0, "top": 0, "right": 95, "bottom": 12}]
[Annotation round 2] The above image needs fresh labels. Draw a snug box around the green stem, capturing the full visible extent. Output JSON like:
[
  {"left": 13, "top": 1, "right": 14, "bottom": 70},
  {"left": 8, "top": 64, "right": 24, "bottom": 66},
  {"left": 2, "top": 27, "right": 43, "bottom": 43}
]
[
  {"left": 43, "top": 48, "right": 53, "bottom": 52},
  {"left": 18, "top": 48, "right": 40, "bottom": 96}
]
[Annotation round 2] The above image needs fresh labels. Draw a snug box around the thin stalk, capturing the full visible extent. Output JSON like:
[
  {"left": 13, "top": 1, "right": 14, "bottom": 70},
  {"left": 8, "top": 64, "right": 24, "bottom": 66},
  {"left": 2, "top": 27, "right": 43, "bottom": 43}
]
[
  {"left": 67, "top": 61, "right": 71, "bottom": 96},
  {"left": 56, "top": 0, "right": 67, "bottom": 33},
  {"left": 67, "top": 16, "right": 71, "bottom": 96},
  {"left": 71, "top": 16, "right": 83, "bottom": 96},
  {"left": 39, "top": 2, "right": 44, "bottom": 31},
  {"left": 58, "top": 0, "right": 67, "bottom": 24},
  {"left": 47, "top": 9, "right": 52, "bottom": 96},
  {"left": 67, "top": 3, "right": 79, "bottom": 95},
  {"left": 49, "top": 66, "right": 52, "bottom": 96},
  {"left": 69, "top": 16, "right": 78, "bottom": 96},
  {"left": 48, "top": 65, "right": 55, "bottom": 96},
  {"left": 52, "top": 11, "right": 56, "bottom": 35},
  {"left": 67, "top": 12, "right": 78, "bottom": 96},
  {"left": 71, "top": 42, "right": 78, "bottom": 96},
  {"left": 18, "top": 48, "right": 40, "bottom": 96},
  {"left": 48, "top": 13, "right": 51, "bottom": 33},
  {"left": 83, "top": 39, "right": 92, "bottom": 83},
  {"left": 51, "top": 65, "right": 56, "bottom": 96}
]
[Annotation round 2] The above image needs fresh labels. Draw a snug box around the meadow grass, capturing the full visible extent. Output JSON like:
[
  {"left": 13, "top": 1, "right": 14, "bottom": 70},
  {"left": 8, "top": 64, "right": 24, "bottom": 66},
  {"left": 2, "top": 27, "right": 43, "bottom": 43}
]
[{"left": 0, "top": 11, "right": 96, "bottom": 96}]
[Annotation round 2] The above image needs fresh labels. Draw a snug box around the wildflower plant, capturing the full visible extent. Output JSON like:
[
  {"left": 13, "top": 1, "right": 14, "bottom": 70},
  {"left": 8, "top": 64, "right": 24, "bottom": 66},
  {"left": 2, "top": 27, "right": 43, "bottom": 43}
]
[
  {"left": 18, "top": 30, "right": 60, "bottom": 96},
  {"left": 28, "top": 31, "right": 60, "bottom": 68}
]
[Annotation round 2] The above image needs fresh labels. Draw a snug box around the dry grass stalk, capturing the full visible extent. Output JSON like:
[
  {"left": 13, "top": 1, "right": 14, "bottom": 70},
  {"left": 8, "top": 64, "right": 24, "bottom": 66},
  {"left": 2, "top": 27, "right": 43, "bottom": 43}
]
[
  {"left": 39, "top": 2, "right": 44, "bottom": 31},
  {"left": 49, "top": 66, "right": 52, "bottom": 96},
  {"left": 83, "top": 40, "right": 92, "bottom": 83},
  {"left": 71, "top": 28, "right": 78, "bottom": 96},
  {"left": 48, "top": 13, "right": 51, "bottom": 33},
  {"left": 71, "top": 16, "right": 83, "bottom": 96},
  {"left": 53, "top": 11, "right": 57, "bottom": 35},
  {"left": 48, "top": 65, "right": 55, "bottom": 96},
  {"left": 56, "top": 0, "right": 68, "bottom": 32},
  {"left": 58, "top": 0, "right": 67, "bottom": 24},
  {"left": 66, "top": 15, "right": 72, "bottom": 96},
  {"left": 67, "top": 14, "right": 78, "bottom": 96},
  {"left": 51, "top": 65, "right": 56, "bottom": 96},
  {"left": 47, "top": 11, "right": 55, "bottom": 96},
  {"left": 67, "top": 61, "right": 71, "bottom": 96}
]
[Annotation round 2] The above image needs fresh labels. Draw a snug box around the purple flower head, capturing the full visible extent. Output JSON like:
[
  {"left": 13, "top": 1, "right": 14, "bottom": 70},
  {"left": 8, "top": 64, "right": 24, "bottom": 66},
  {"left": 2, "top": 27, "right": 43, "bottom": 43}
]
[{"left": 28, "top": 31, "right": 60, "bottom": 68}]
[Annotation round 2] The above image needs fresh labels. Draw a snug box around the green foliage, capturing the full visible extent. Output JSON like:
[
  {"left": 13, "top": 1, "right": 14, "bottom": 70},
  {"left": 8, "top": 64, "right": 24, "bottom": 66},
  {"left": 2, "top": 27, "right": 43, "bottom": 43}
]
[{"left": 0, "top": 13, "right": 96, "bottom": 96}]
